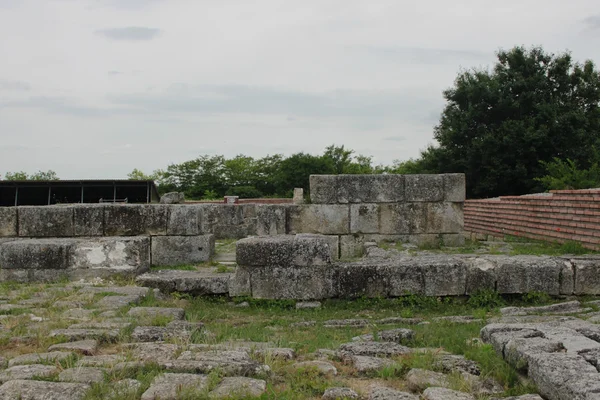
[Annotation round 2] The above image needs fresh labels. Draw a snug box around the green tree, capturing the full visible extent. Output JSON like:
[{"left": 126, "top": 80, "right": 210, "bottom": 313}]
[
  {"left": 3, "top": 170, "right": 58, "bottom": 180},
  {"left": 274, "top": 152, "right": 332, "bottom": 196},
  {"left": 423, "top": 46, "right": 600, "bottom": 198},
  {"left": 536, "top": 153, "right": 600, "bottom": 190}
]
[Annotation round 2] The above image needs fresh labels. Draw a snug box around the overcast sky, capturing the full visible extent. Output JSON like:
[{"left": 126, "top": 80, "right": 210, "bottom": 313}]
[{"left": 1, "top": 0, "right": 599, "bottom": 179}]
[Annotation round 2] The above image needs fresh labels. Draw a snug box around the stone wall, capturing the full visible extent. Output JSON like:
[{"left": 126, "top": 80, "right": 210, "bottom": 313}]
[{"left": 0, "top": 174, "right": 464, "bottom": 281}]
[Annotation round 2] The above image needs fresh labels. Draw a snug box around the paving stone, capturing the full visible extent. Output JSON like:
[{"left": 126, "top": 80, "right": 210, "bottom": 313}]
[
  {"left": 253, "top": 347, "right": 296, "bottom": 360},
  {"left": 323, "top": 319, "right": 369, "bottom": 328},
  {"left": 135, "top": 270, "right": 230, "bottom": 296},
  {"left": 501, "top": 301, "right": 583, "bottom": 316},
  {"left": 368, "top": 385, "right": 419, "bottom": 400},
  {"left": 338, "top": 341, "right": 412, "bottom": 358},
  {"left": 322, "top": 387, "right": 359, "bottom": 399},
  {"left": 0, "top": 380, "right": 90, "bottom": 400},
  {"left": 405, "top": 368, "right": 450, "bottom": 392},
  {"left": 490, "top": 395, "right": 543, "bottom": 400},
  {"left": 8, "top": 351, "right": 73, "bottom": 367},
  {"left": 76, "top": 354, "right": 124, "bottom": 367},
  {"left": 61, "top": 309, "right": 94, "bottom": 320},
  {"left": 376, "top": 317, "right": 423, "bottom": 325},
  {"left": 0, "top": 364, "right": 58, "bottom": 383},
  {"left": 79, "top": 286, "right": 150, "bottom": 297},
  {"left": 349, "top": 355, "right": 394, "bottom": 373},
  {"left": 53, "top": 300, "right": 85, "bottom": 308},
  {"left": 433, "top": 354, "right": 480, "bottom": 375},
  {"left": 293, "top": 361, "right": 337, "bottom": 375},
  {"left": 290, "top": 321, "right": 316, "bottom": 328},
  {"left": 141, "top": 373, "right": 208, "bottom": 400},
  {"left": 127, "top": 307, "right": 185, "bottom": 320},
  {"left": 131, "top": 326, "right": 171, "bottom": 342},
  {"left": 96, "top": 295, "right": 142, "bottom": 309},
  {"left": 432, "top": 316, "right": 483, "bottom": 324},
  {"left": 124, "top": 343, "right": 180, "bottom": 362},
  {"left": 59, "top": 367, "right": 105, "bottom": 383},
  {"left": 49, "top": 329, "right": 120, "bottom": 342},
  {"left": 422, "top": 387, "right": 475, "bottom": 400},
  {"left": 296, "top": 301, "right": 322, "bottom": 309},
  {"left": 209, "top": 377, "right": 266, "bottom": 399},
  {"left": 161, "top": 350, "right": 270, "bottom": 377}
]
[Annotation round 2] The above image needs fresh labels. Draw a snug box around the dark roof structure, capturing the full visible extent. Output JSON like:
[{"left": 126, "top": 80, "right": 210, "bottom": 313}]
[{"left": 0, "top": 180, "right": 160, "bottom": 207}]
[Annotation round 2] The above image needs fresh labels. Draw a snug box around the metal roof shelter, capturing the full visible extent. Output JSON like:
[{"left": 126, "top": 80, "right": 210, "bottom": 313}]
[{"left": 0, "top": 180, "right": 160, "bottom": 207}]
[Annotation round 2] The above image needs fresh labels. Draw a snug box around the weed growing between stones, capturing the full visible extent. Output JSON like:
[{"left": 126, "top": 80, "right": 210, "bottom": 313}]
[{"left": 3, "top": 280, "right": 592, "bottom": 399}]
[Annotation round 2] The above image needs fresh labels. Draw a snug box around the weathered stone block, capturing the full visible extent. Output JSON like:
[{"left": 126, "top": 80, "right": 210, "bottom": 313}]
[
  {"left": 350, "top": 204, "right": 379, "bottom": 234},
  {"left": 405, "top": 175, "right": 444, "bottom": 202},
  {"left": 426, "top": 202, "right": 463, "bottom": 233},
  {"left": 385, "top": 262, "right": 425, "bottom": 296},
  {"left": 19, "top": 206, "right": 74, "bottom": 237},
  {"left": 310, "top": 175, "right": 338, "bottom": 204},
  {"left": 340, "top": 235, "right": 364, "bottom": 259},
  {"left": 200, "top": 204, "right": 257, "bottom": 239},
  {"left": 73, "top": 205, "right": 104, "bottom": 236},
  {"left": 151, "top": 235, "right": 214, "bottom": 266},
  {"left": 0, "top": 239, "right": 74, "bottom": 269},
  {"left": 334, "top": 264, "right": 389, "bottom": 298},
  {"left": 572, "top": 258, "right": 600, "bottom": 295},
  {"left": 141, "top": 205, "right": 169, "bottom": 235},
  {"left": 421, "top": 257, "right": 467, "bottom": 296},
  {"left": 166, "top": 205, "right": 201, "bottom": 236},
  {"left": 379, "top": 204, "right": 410, "bottom": 235},
  {"left": 287, "top": 205, "right": 349, "bottom": 235},
  {"left": 443, "top": 174, "right": 466, "bottom": 202},
  {"left": 136, "top": 269, "right": 229, "bottom": 295},
  {"left": 250, "top": 265, "right": 337, "bottom": 299},
  {"left": 560, "top": 259, "right": 575, "bottom": 295},
  {"left": 0, "top": 207, "right": 17, "bottom": 237},
  {"left": 256, "top": 205, "right": 286, "bottom": 235},
  {"left": 229, "top": 267, "right": 252, "bottom": 297},
  {"left": 441, "top": 233, "right": 465, "bottom": 247},
  {"left": 104, "top": 205, "right": 146, "bottom": 236},
  {"left": 160, "top": 192, "right": 185, "bottom": 204},
  {"left": 72, "top": 236, "right": 150, "bottom": 274},
  {"left": 465, "top": 257, "right": 496, "bottom": 294},
  {"left": 236, "top": 234, "right": 335, "bottom": 267},
  {"left": 494, "top": 256, "right": 562, "bottom": 295},
  {"left": 337, "top": 174, "right": 404, "bottom": 203},
  {"left": 0, "top": 268, "right": 69, "bottom": 283}
]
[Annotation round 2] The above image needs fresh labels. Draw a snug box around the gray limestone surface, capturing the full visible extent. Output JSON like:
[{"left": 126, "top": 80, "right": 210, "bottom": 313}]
[
  {"left": 151, "top": 235, "right": 214, "bottom": 266},
  {"left": 0, "top": 380, "right": 90, "bottom": 400}
]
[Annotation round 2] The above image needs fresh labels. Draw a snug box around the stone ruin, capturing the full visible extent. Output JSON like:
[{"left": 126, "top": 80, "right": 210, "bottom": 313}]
[{"left": 1, "top": 172, "right": 600, "bottom": 300}]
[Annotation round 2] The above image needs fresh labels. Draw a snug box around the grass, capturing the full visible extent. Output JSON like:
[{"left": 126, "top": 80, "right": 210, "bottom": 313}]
[{"left": 2, "top": 279, "right": 588, "bottom": 399}]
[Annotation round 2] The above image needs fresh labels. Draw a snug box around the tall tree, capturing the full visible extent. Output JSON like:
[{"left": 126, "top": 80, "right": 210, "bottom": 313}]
[
  {"left": 2, "top": 170, "right": 58, "bottom": 180},
  {"left": 424, "top": 46, "right": 600, "bottom": 198}
]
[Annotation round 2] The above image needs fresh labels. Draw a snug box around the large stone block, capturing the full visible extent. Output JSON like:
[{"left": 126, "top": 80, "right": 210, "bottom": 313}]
[
  {"left": 73, "top": 205, "right": 104, "bottom": 236},
  {"left": 378, "top": 204, "right": 410, "bottom": 235},
  {"left": 405, "top": 175, "right": 444, "bottom": 202},
  {"left": 0, "top": 239, "right": 74, "bottom": 269},
  {"left": 229, "top": 267, "right": 252, "bottom": 297},
  {"left": 256, "top": 205, "right": 287, "bottom": 236},
  {"left": 103, "top": 205, "right": 169, "bottom": 236},
  {"left": 465, "top": 257, "right": 496, "bottom": 294},
  {"left": 72, "top": 236, "right": 150, "bottom": 274},
  {"left": 309, "top": 175, "right": 338, "bottom": 204},
  {"left": 167, "top": 205, "right": 201, "bottom": 236},
  {"left": 572, "top": 258, "right": 600, "bottom": 295},
  {"left": 0, "top": 207, "right": 17, "bottom": 237},
  {"left": 426, "top": 202, "right": 463, "bottom": 233},
  {"left": 339, "top": 235, "right": 364, "bottom": 259},
  {"left": 0, "top": 268, "right": 69, "bottom": 283},
  {"left": 151, "top": 235, "right": 215, "bottom": 266},
  {"left": 336, "top": 174, "right": 404, "bottom": 204},
  {"left": 494, "top": 256, "right": 562, "bottom": 295},
  {"left": 287, "top": 205, "right": 349, "bottom": 235},
  {"left": 236, "top": 234, "right": 336, "bottom": 267},
  {"left": 200, "top": 204, "right": 257, "bottom": 239},
  {"left": 250, "top": 265, "right": 337, "bottom": 300},
  {"left": 350, "top": 204, "right": 380, "bottom": 234},
  {"left": 443, "top": 174, "right": 466, "bottom": 202},
  {"left": 385, "top": 262, "right": 425, "bottom": 296},
  {"left": 18, "top": 206, "right": 74, "bottom": 237},
  {"left": 334, "top": 263, "right": 389, "bottom": 298},
  {"left": 141, "top": 205, "right": 169, "bottom": 235},
  {"left": 421, "top": 257, "right": 467, "bottom": 296},
  {"left": 559, "top": 259, "right": 575, "bottom": 295}
]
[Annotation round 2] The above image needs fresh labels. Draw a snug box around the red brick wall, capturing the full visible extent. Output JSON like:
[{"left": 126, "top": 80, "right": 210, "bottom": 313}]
[{"left": 464, "top": 189, "right": 600, "bottom": 250}]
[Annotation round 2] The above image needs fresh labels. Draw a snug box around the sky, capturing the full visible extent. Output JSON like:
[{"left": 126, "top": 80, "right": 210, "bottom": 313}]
[{"left": 1, "top": 0, "right": 599, "bottom": 179}]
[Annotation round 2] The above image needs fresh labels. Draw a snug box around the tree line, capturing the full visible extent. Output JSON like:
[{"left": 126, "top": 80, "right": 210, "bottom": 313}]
[{"left": 3, "top": 46, "right": 600, "bottom": 199}]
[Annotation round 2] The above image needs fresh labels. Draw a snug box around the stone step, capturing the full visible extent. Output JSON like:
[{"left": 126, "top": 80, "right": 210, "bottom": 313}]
[{"left": 135, "top": 269, "right": 231, "bottom": 295}]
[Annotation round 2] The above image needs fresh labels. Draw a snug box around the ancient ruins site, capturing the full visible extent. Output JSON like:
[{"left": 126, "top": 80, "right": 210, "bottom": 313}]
[{"left": 0, "top": 174, "right": 599, "bottom": 399}]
